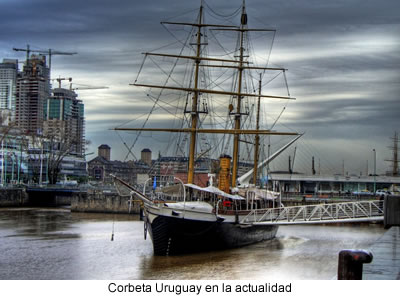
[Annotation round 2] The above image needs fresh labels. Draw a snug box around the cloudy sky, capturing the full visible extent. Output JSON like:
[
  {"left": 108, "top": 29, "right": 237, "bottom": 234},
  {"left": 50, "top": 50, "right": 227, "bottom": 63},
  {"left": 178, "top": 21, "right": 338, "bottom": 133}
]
[{"left": 1, "top": 0, "right": 399, "bottom": 175}]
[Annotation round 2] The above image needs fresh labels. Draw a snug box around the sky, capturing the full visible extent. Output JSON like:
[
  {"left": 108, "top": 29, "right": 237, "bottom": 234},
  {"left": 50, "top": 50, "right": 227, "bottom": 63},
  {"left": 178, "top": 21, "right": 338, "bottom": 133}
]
[{"left": 0, "top": 0, "right": 399, "bottom": 176}]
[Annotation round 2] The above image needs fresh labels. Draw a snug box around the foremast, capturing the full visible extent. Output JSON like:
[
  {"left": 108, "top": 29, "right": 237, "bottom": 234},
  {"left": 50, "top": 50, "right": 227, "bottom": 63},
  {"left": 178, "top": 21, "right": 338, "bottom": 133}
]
[{"left": 187, "top": 5, "right": 203, "bottom": 184}]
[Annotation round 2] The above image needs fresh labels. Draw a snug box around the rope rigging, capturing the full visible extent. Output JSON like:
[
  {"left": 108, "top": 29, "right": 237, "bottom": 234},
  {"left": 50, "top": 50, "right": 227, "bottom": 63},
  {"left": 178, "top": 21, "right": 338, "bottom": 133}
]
[
  {"left": 122, "top": 21, "right": 195, "bottom": 161},
  {"left": 116, "top": 1, "right": 297, "bottom": 172}
]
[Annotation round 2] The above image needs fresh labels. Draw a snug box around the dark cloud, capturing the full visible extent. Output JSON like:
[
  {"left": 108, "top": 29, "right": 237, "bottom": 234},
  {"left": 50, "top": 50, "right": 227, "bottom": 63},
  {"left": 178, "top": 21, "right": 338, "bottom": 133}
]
[{"left": 1, "top": 0, "right": 399, "bottom": 173}]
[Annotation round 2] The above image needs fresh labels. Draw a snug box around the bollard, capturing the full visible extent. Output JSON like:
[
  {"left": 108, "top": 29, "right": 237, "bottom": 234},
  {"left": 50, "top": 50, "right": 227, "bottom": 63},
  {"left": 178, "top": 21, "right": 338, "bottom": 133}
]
[{"left": 337, "top": 249, "right": 373, "bottom": 280}]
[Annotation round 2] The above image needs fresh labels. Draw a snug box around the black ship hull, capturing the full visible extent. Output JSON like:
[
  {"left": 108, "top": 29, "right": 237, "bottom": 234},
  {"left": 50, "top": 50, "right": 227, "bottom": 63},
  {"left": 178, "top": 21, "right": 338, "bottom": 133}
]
[{"left": 146, "top": 215, "right": 278, "bottom": 255}]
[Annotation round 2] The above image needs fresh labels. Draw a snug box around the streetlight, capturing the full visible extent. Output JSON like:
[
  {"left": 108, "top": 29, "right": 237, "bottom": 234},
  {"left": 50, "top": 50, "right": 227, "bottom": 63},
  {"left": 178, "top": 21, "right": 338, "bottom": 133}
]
[{"left": 373, "top": 149, "right": 376, "bottom": 194}]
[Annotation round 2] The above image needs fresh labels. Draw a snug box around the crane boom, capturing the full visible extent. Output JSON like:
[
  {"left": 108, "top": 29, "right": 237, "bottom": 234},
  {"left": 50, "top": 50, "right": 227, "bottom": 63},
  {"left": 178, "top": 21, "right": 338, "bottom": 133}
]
[
  {"left": 69, "top": 81, "right": 108, "bottom": 91},
  {"left": 72, "top": 86, "right": 109, "bottom": 90},
  {"left": 51, "top": 77, "right": 109, "bottom": 91},
  {"left": 13, "top": 44, "right": 77, "bottom": 73}
]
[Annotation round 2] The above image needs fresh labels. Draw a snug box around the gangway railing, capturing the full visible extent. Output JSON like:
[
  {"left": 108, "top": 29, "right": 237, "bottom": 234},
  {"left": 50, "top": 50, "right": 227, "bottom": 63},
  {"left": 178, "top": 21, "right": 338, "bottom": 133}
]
[{"left": 241, "top": 200, "right": 384, "bottom": 225}]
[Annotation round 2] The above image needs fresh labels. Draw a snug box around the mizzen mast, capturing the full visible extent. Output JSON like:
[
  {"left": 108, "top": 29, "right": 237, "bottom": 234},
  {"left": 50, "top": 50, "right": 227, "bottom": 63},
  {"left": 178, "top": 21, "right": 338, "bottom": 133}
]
[{"left": 253, "top": 74, "right": 262, "bottom": 185}]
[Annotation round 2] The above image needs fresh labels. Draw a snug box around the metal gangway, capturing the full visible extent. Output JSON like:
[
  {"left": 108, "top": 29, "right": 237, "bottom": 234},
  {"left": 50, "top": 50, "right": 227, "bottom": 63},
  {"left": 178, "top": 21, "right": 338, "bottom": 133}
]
[{"left": 241, "top": 199, "right": 384, "bottom": 225}]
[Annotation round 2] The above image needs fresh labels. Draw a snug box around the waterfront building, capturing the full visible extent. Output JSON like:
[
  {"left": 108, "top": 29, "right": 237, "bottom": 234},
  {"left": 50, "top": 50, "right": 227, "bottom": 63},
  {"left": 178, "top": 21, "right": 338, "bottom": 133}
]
[
  {"left": 15, "top": 55, "right": 50, "bottom": 135},
  {"left": 26, "top": 147, "right": 87, "bottom": 184},
  {"left": 127, "top": 160, "right": 151, "bottom": 184},
  {"left": 98, "top": 144, "right": 110, "bottom": 161},
  {"left": 88, "top": 145, "right": 150, "bottom": 185},
  {"left": 43, "top": 88, "right": 85, "bottom": 156},
  {"left": 264, "top": 172, "right": 400, "bottom": 195},
  {"left": 141, "top": 153, "right": 400, "bottom": 192},
  {"left": 141, "top": 148, "right": 152, "bottom": 166},
  {"left": 0, "top": 59, "right": 18, "bottom": 115},
  {"left": 0, "top": 126, "right": 87, "bottom": 185},
  {"left": 148, "top": 156, "right": 213, "bottom": 187}
]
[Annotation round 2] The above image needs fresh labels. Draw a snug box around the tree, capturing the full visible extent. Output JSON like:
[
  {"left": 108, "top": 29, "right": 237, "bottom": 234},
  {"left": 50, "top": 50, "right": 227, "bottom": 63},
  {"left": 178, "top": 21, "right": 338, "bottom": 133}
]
[
  {"left": 26, "top": 120, "right": 83, "bottom": 184},
  {"left": 43, "top": 121, "right": 81, "bottom": 184}
]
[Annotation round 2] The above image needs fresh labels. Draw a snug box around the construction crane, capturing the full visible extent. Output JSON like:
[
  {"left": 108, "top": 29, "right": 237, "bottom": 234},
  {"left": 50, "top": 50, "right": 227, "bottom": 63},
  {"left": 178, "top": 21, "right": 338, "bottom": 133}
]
[
  {"left": 50, "top": 77, "right": 108, "bottom": 91},
  {"left": 69, "top": 82, "right": 109, "bottom": 91},
  {"left": 13, "top": 44, "right": 77, "bottom": 75},
  {"left": 51, "top": 76, "right": 72, "bottom": 88}
]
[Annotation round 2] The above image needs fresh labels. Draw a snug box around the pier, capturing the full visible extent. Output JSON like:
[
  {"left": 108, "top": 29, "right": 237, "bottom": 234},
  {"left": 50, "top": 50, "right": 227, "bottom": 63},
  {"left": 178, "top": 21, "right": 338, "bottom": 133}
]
[
  {"left": 336, "top": 195, "right": 400, "bottom": 280},
  {"left": 363, "top": 195, "right": 400, "bottom": 279},
  {"left": 363, "top": 226, "right": 400, "bottom": 279}
]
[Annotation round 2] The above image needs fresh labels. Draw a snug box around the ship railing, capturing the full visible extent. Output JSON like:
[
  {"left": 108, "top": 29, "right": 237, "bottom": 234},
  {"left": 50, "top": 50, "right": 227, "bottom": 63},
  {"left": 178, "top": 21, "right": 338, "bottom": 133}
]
[{"left": 240, "top": 199, "right": 384, "bottom": 224}]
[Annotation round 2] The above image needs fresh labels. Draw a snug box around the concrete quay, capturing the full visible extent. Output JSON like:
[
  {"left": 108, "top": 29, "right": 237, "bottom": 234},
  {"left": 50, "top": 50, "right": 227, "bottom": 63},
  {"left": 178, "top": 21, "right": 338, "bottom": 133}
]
[
  {"left": 363, "top": 226, "right": 400, "bottom": 280},
  {"left": 0, "top": 186, "right": 141, "bottom": 214},
  {"left": 0, "top": 187, "right": 29, "bottom": 207},
  {"left": 70, "top": 190, "right": 141, "bottom": 214}
]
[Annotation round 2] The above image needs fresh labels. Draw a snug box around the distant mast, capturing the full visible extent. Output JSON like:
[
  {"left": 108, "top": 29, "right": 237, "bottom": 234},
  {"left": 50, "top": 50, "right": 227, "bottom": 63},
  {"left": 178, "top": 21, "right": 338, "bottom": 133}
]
[{"left": 386, "top": 132, "right": 399, "bottom": 176}]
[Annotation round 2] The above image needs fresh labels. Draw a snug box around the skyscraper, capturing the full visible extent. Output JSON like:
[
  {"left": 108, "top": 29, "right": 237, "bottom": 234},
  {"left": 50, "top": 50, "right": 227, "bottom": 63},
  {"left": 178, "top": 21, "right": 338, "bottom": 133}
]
[
  {"left": 0, "top": 59, "right": 18, "bottom": 113},
  {"left": 43, "top": 87, "right": 85, "bottom": 156},
  {"left": 15, "top": 55, "right": 50, "bottom": 134}
]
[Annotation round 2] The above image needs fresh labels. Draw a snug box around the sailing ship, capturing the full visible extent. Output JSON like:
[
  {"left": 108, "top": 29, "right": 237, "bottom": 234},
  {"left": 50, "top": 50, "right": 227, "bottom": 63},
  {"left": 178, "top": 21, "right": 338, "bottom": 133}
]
[{"left": 113, "top": 1, "right": 300, "bottom": 255}]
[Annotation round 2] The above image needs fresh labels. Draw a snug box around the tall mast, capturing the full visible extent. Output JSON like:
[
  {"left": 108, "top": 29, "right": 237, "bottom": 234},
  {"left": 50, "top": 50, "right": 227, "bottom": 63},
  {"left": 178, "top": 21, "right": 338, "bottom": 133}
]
[
  {"left": 187, "top": 5, "right": 203, "bottom": 184},
  {"left": 231, "top": 3, "right": 247, "bottom": 187},
  {"left": 253, "top": 73, "right": 262, "bottom": 184}
]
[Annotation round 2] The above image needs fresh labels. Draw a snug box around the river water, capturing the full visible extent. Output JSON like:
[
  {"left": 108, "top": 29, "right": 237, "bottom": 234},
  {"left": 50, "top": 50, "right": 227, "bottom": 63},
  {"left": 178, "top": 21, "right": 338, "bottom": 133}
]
[{"left": 0, "top": 207, "right": 385, "bottom": 280}]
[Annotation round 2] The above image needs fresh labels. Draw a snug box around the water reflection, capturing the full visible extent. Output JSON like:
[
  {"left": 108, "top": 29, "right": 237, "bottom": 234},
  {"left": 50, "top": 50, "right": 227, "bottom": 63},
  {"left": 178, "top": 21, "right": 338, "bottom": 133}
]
[
  {"left": 138, "top": 238, "right": 286, "bottom": 280},
  {"left": 0, "top": 208, "right": 385, "bottom": 280},
  {"left": 0, "top": 208, "right": 79, "bottom": 240}
]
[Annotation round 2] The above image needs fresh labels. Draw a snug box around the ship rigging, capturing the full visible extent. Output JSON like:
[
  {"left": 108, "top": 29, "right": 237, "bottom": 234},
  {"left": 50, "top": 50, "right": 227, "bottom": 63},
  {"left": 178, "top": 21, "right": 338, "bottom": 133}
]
[{"left": 113, "top": 1, "right": 302, "bottom": 255}]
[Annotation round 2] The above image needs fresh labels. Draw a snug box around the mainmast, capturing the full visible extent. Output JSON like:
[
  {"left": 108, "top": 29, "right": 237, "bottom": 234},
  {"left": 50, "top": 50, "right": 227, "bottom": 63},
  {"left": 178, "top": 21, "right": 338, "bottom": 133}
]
[
  {"left": 187, "top": 5, "right": 203, "bottom": 184},
  {"left": 231, "top": 3, "right": 247, "bottom": 187}
]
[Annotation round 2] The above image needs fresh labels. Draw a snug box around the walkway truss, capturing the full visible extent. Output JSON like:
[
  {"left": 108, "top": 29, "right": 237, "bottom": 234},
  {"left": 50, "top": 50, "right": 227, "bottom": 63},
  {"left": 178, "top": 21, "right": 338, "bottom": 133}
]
[{"left": 241, "top": 200, "right": 384, "bottom": 225}]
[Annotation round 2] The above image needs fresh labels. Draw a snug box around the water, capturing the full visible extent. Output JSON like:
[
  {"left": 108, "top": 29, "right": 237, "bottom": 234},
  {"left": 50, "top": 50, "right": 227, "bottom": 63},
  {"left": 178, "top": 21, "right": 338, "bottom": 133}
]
[{"left": 0, "top": 207, "right": 385, "bottom": 280}]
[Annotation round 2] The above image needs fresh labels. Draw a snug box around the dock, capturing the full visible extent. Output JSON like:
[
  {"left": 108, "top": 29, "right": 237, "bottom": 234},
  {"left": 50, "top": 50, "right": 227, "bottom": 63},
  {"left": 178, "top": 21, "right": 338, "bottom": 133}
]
[{"left": 363, "top": 226, "right": 400, "bottom": 280}]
